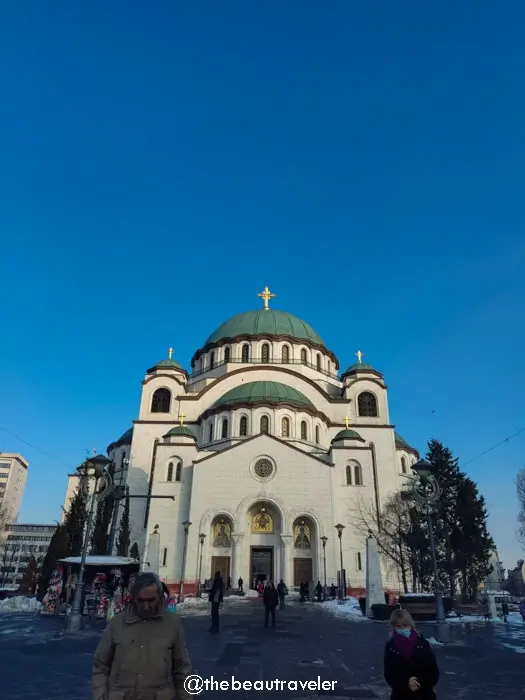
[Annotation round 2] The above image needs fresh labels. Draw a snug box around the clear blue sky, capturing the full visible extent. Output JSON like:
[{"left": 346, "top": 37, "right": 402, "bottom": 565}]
[{"left": 1, "top": 2, "right": 524, "bottom": 569}]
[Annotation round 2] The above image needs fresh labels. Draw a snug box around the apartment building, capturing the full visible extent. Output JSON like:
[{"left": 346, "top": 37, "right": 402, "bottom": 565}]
[
  {"left": 0, "top": 523, "right": 55, "bottom": 587},
  {"left": 0, "top": 453, "right": 29, "bottom": 523}
]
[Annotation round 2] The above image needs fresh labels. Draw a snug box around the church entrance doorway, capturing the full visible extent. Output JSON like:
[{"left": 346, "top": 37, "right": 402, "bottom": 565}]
[
  {"left": 211, "top": 556, "right": 230, "bottom": 582},
  {"left": 294, "top": 557, "right": 313, "bottom": 586},
  {"left": 250, "top": 547, "right": 273, "bottom": 585}
]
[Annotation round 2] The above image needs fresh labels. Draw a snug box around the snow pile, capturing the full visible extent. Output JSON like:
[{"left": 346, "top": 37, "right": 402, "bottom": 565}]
[
  {"left": 244, "top": 589, "right": 260, "bottom": 598},
  {"left": 177, "top": 596, "right": 208, "bottom": 609},
  {"left": 0, "top": 596, "right": 42, "bottom": 614},
  {"left": 321, "top": 597, "right": 366, "bottom": 621},
  {"left": 448, "top": 611, "right": 523, "bottom": 626}
]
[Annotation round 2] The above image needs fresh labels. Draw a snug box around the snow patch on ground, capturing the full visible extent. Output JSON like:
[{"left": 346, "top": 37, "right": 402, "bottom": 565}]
[
  {"left": 244, "top": 589, "right": 260, "bottom": 598},
  {"left": 448, "top": 612, "right": 523, "bottom": 626},
  {"left": 428, "top": 637, "right": 444, "bottom": 647},
  {"left": 0, "top": 596, "right": 42, "bottom": 614},
  {"left": 402, "top": 593, "right": 435, "bottom": 598},
  {"left": 319, "top": 597, "right": 366, "bottom": 621}
]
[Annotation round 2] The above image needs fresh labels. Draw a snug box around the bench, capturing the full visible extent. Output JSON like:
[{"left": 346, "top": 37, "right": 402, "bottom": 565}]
[
  {"left": 399, "top": 603, "right": 436, "bottom": 620},
  {"left": 454, "top": 603, "right": 491, "bottom": 621}
]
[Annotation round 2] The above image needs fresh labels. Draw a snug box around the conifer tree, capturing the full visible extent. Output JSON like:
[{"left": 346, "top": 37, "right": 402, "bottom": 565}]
[
  {"left": 116, "top": 488, "right": 131, "bottom": 557},
  {"left": 36, "top": 524, "right": 68, "bottom": 600},
  {"left": 63, "top": 483, "right": 87, "bottom": 556},
  {"left": 20, "top": 554, "right": 38, "bottom": 595}
]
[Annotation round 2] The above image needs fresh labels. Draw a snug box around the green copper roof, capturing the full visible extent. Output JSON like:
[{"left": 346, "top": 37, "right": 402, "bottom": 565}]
[
  {"left": 148, "top": 358, "right": 184, "bottom": 372},
  {"left": 332, "top": 429, "right": 365, "bottom": 443},
  {"left": 164, "top": 426, "right": 196, "bottom": 439},
  {"left": 395, "top": 432, "right": 409, "bottom": 447},
  {"left": 212, "top": 381, "right": 314, "bottom": 410},
  {"left": 107, "top": 427, "right": 133, "bottom": 453},
  {"left": 343, "top": 362, "right": 378, "bottom": 374},
  {"left": 205, "top": 310, "right": 324, "bottom": 346}
]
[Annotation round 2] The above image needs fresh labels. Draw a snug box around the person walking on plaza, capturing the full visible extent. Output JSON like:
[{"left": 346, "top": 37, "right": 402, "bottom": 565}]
[
  {"left": 263, "top": 581, "right": 278, "bottom": 627},
  {"left": 208, "top": 570, "right": 224, "bottom": 633},
  {"left": 92, "top": 572, "right": 192, "bottom": 700},
  {"left": 238, "top": 576, "right": 243, "bottom": 593},
  {"left": 277, "top": 579, "right": 286, "bottom": 609},
  {"left": 384, "top": 609, "right": 439, "bottom": 700}
]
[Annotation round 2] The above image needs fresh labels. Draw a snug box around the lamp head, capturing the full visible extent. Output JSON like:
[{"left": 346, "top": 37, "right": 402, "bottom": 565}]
[
  {"left": 182, "top": 520, "right": 192, "bottom": 532},
  {"left": 412, "top": 459, "right": 432, "bottom": 480},
  {"left": 199, "top": 532, "right": 206, "bottom": 544},
  {"left": 320, "top": 536, "right": 328, "bottom": 547},
  {"left": 335, "top": 523, "right": 345, "bottom": 537},
  {"left": 80, "top": 454, "right": 112, "bottom": 478}
]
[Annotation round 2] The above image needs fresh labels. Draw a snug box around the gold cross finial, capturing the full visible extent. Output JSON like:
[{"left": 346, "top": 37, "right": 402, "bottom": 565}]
[
  {"left": 168, "top": 347, "right": 174, "bottom": 360},
  {"left": 178, "top": 413, "right": 186, "bottom": 427},
  {"left": 257, "top": 286, "right": 276, "bottom": 311},
  {"left": 344, "top": 415, "right": 351, "bottom": 429},
  {"left": 356, "top": 350, "right": 364, "bottom": 364}
]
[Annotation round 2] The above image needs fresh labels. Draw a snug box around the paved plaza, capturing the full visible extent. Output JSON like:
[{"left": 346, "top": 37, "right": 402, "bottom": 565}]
[{"left": 1, "top": 598, "right": 524, "bottom": 699}]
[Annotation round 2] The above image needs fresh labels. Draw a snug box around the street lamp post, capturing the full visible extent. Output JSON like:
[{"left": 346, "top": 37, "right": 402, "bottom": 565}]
[
  {"left": 197, "top": 533, "right": 206, "bottom": 597},
  {"left": 66, "top": 455, "right": 114, "bottom": 633},
  {"left": 411, "top": 459, "right": 447, "bottom": 638},
  {"left": 335, "top": 524, "right": 346, "bottom": 600},
  {"left": 178, "top": 520, "right": 192, "bottom": 603},
  {"left": 320, "top": 536, "right": 328, "bottom": 600},
  {"left": 107, "top": 458, "right": 129, "bottom": 555}
]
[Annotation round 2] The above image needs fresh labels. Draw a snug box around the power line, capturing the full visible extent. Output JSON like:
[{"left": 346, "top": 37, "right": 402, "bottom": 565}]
[
  {"left": 0, "top": 425, "right": 71, "bottom": 469},
  {"left": 463, "top": 426, "right": 525, "bottom": 467}
]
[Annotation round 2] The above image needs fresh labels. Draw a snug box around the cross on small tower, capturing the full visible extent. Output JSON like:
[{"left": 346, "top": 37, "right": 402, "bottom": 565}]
[
  {"left": 344, "top": 416, "right": 351, "bottom": 429},
  {"left": 257, "top": 286, "right": 276, "bottom": 311},
  {"left": 178, "top": 413, "right": 186, "bottom": 427},
  {"left": 168, "top": 347, "right": 174, "bottom": 360},
  {"left": 355, "top": 350, "right": 364, "bottom": 364}
]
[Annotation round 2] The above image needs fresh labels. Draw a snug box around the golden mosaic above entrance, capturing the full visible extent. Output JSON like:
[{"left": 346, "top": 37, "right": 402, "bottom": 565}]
[{"left": 251, "top": 509, "right": 273, "bottom": 534}]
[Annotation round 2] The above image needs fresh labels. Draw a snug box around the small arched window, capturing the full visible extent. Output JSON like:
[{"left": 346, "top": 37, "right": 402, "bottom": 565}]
[
  {"left": 316, "top": 354, "right": 321, "bottom": 371},
  {"left": 300, "top": 420, "right": 308, "bottom": 441},
  {"left": 401, "top": 457, "right": 407, "bottom": 474},
  {"left": 281, "top": 417, "right": 290, "bottom": 437},
  {"left": 210, "top": 351, "right": 215, "bottom": 369},
  {"left": 175, "top": 461, "right": 182, "bottom": 482},
  {"left": 242, "top": 344, "right": 249, "bottom": 362},
  {"left": 327, "top": 361, "right": 331, "bottom": 374},
  {"left": 261, "top": 343, "right": 270, "bottom": 363},
  {"left": 224, "top": 347, "right": 231, "bottom": 362},
  {"left": 151, "top": 388, "right": 171, "bottom": 413},
  {"left": 208, "top": 423, "right": 213, "bottom": 442},
  {"left": 354, "top": 463, "right": 363, "bottom": 486},
  {"left": 221, "top": 419, "right": 228, "bottom": 439},
  {"left": 300, "top": 348, "right": 307, "bottom": 365},
  {"left": 357, "top": 391, "right": 378, "bottom": 417},
  {"left": 167, "top": 462, "right": 174, "bottom": 481},
  {"left": 345, "top": 465, "right": 352, "bottom": 485},
  {"left": 281, "top": 345, "right": 290, "bottom": 363},
  {"left": 260, "top": 415, "right": 269, "bottom": 434},
  {"left": 315, "top": 425, "right": 320, "bottom": 444},
  {"left": 240, "top": 416, "right": 248, "bottom": 436}
]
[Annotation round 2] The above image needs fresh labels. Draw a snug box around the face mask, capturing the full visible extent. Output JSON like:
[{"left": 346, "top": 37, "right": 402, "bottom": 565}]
[{"left": 395, "top": 628, "right": 412, "bottom": 638}]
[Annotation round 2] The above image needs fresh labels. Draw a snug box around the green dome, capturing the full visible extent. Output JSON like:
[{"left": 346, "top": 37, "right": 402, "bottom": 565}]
[
  {"left": 343, "top": 362, "right": 378, "bottom": 374},
  {"left": 164, "top": 426, "right": 196, "bottom": 439},
  {"left": 205, "top": 310, "right": 324, "bottom": 347},
  {"left": 148, "top": 358, "right": 184, "bottom": 372},
  {"left": 212, "top": 381, "right": 314, "bottom": 410},
  {"left": 332, "top": 429, "right": 365, "bottom": 443},
  {"left": 107, "top": 427, "right": 133, "bottom": 453}
]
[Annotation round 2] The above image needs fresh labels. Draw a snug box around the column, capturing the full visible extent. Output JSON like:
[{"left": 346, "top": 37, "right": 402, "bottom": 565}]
[
  {"left": 281, "top": 535, "right": 293, "bottom": 588},
  {"left": 231, "top": 533, "right": 244, "bottom": 588}
]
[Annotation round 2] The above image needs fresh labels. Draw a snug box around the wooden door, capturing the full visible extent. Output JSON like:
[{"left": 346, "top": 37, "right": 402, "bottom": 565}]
[
  {"left": 293, "top": 557, "right": 313, "bottom": 586},
  {"left": 211, "top": 556, "right": 230, "bottom": 581}
]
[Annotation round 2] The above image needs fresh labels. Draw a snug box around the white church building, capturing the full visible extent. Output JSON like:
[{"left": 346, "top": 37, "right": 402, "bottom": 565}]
[{"left": 101, "top": 288, "right": 419, "bottom": 595}]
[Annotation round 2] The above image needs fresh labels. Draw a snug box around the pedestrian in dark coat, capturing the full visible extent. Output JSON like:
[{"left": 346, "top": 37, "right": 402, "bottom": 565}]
[
  {"left": 208, "top": 571, "right": 224, "bottom": 633},
  {"left": 263, "top": 582, "right": 278, "bottom": 627},
  {"left": 384, "top": 609, "right": 439, "bottom": 700}
]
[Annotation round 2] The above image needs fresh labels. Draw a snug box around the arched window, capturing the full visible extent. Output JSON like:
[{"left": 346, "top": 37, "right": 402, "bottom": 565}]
[
  {"left": 401, "top": 457, "right": 407, "bottom": 474},
  {"left": 315, "top": 425, "right": 320, "bottom": 444},
  {"left": 260, "top": 415, "right": 269, "bottom": 434},
  {"left": 240, "top": 416, "right": 248, "bottom": 437},
  {"left": 281, "top": 417, "right": 290, "bottom": 437},
  {"left": 210, "top": 351, "right": 215, "bottom": 369},
  {"left": 300, "top": 420, "right": 308, "bottom": 441},
  {"left": 221, "top": 419, "right": 228, "bottom": 439},
  {"left": 151, "top": 388, "right": 171, "bottom": 413},
  {"left": 242, "top": 344, "right": 249, "bottom": 362},
  {"left": 261, "top": 343, "right": 270, "bottom": 363},
  {"left": 327, "top": 360, "right": 331, "bottom": 374},
  {"left": 167, "top": 462, "right": 174, "bottom": 481},
  {"left": 345, "top": 465, "right": 352, "bottom": 485},
  {"left": 175, "top": 461, "right": 182, "bottom": 482},
  {"left": 224, "top": 347, "right": 231, "bottom": 362},
  {"left": 300, "top": 348, "right": 307, "bottom": 365},
  {"left": 281, "top": 345, "right": 290, "bottom": 363},
  {"left": 208, "top": 423, "right": 213, "bottom": 442},
  {"left": 354, "top": 462, "right": 363, "bottom": 485},
  {"left": 316, "top": 354, "right": 321, "bottom": 371},
  {"left": 357, "top": 391, "right": 378, "bottom": 417}
]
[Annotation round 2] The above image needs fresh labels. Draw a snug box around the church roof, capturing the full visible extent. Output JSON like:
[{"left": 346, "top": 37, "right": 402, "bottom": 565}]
[
  {"left": 394, "top": 431, "right": 419, "bottom": 456},
  {"left": 107, "top": 427, "right": 133, "bottom": 453},
  {"left": 163, "top": 426, "right": 196, "bottom": 439},
  {"left": 331, "top": 429, "right": 365, "bottom": 443},
  {"left": 147, "top": 358, "right": 185, "bottom": 372},
  {"left": 205, "top": 310, "right": 325, "bottom": 347},
  {"left": 212, "top": 381, "right": 315, "bottom": 411}
]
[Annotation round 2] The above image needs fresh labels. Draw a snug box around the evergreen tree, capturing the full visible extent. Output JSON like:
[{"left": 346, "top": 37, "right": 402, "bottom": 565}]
[
  {"left": 90, "top": 461, "right": 116, "bottom": 555},
  {"left": 20, "top": 554, "right": 38, "bottom": 595},
  {"left": 36, "top": 524, "right": 68, "bottom": 600},
  {"left": 116, "top": 488, "right": 131, "bottom": 557},
  {"left": 63, "top": 483, "right": 87, "bottom": 556},
  {"left": 129, "top": 541, "right": 140, "bottom": 561}
]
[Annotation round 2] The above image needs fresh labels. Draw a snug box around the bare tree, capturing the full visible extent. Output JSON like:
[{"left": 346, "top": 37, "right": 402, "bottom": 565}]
[
  {"left": 0, "top": 542, "right": 21, "bottom": 588},
  {"left": 517, "top": 468, "right": 525, "bottom": 549}
]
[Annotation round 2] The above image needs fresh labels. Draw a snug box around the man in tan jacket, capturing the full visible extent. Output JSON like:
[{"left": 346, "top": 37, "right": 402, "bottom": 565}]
[{"left": 92, "top": 572, "right": 192, "bottom": 700}]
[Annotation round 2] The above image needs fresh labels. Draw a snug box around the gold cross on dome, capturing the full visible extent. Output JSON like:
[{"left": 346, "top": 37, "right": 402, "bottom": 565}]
[
  {"left": 178, "top": 413, "right": 186, "bottom": 427},
  {"left": 344, "top": 415, "right": 351, "bottom": 429},
  {"left": 257, "top": 286, "right": 276, "bottom": 311},
  {"left": 355, "top": 350, "right": 364, "bottom": 364},
  {"left": 168, "top": 347, "right": 174, "bottom": 360}
]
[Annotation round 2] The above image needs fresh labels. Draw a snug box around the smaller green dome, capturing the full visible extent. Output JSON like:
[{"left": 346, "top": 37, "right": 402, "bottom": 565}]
[
  {"left": 148, "top": 358, "right": 185, "bottom": 372},
  {"left": 164, "top": 426, "right": 196, "bottom": 439},
  {"left": 332, "top": 429, "right": 365, "bottom": 443},
  {"left": 343, "top": 362, "right": 378, "bottom": 374},
  {"left": 107, "top": 427, "right": 133, "bottom": 453},
  {"left": 212, "top": 381, "right": 314, "bottom": 410}
]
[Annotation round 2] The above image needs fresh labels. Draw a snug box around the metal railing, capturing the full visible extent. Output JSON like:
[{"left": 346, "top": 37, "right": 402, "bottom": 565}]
[{"left": 190, "top": 357, "right": 339, "bottom": 380}]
